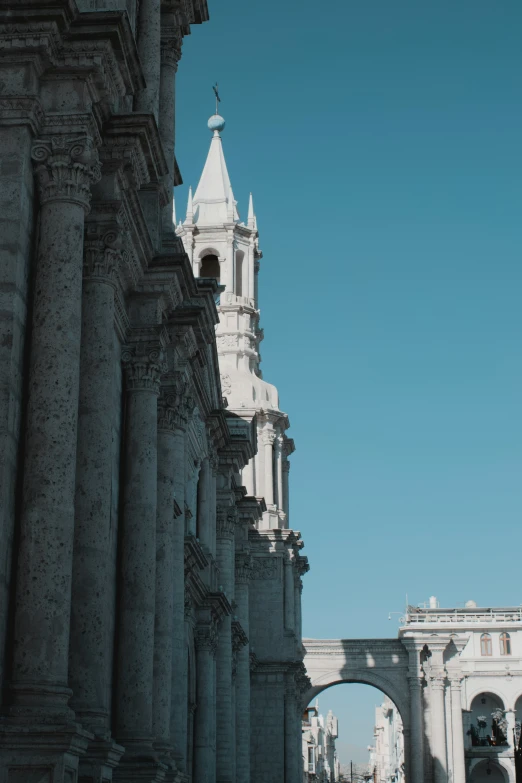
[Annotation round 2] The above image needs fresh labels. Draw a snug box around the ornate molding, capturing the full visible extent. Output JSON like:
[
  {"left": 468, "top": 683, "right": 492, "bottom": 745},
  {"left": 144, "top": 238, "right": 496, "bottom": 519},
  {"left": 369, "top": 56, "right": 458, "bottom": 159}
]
[
  {"left": 32, "top": 135, "right": 101, "bottom": 211},
  {"left": 83, "top": 216, "right": 123, "bottom": 286},
  {"left": 250, "top": 557, "right": 278, "bottom": 581}
]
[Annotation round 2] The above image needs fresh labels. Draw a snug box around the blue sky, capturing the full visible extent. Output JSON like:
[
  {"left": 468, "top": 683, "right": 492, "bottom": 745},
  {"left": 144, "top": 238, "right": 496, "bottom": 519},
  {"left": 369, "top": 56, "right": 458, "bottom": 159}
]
[{"left": 175, "top": 0, "right": 522, "bottom": 763}]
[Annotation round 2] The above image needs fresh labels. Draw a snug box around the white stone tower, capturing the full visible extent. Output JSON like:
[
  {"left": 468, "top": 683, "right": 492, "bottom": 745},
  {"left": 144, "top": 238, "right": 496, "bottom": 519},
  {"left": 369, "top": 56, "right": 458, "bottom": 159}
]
[{"left": 178, "top": 112, "right": 294, "bottom": 529}]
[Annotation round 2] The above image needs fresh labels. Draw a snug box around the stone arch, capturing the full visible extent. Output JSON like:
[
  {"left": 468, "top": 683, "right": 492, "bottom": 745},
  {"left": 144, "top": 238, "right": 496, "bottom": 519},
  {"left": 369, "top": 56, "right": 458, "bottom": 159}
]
[
  {"left": 469, "top": 756, "right": 514, "bottom": 782},
  {"left": 304, "top": 668, "right": 410, "bottom": 731},
  {"left": 466, "top": 686, "right": 507, "bottom": 712},
  {"left": 197, "top": 246, "right": 220, "bottom": 259}
]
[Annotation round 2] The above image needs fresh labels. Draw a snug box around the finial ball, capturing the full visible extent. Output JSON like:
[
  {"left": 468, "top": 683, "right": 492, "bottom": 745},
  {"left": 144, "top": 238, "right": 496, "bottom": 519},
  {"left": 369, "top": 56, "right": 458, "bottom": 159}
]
[{"left": 208, "top": 114, "right": 225, "bottom": 132}]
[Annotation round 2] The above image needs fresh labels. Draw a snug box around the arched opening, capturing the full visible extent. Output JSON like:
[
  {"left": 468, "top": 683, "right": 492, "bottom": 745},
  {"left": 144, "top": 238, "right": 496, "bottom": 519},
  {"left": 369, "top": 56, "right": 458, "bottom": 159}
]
[
  {"left": 469, "top": 692, "right": 508, "bottom": 747},
  {"left": 469, "top": 758, "right": 509, "bottom": 782},
  {"left": 200, "top": 253, "right": 220, "bottom": 281},
  {"left": 304, "top": 682, "right": 406, "bottom": 782}
]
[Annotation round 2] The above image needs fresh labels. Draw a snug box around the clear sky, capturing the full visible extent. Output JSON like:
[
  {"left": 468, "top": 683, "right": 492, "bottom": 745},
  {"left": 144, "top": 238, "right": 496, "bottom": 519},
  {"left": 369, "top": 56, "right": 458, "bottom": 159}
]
[{"left": 175, "top": 0, "right": 522, "bottom": 763}]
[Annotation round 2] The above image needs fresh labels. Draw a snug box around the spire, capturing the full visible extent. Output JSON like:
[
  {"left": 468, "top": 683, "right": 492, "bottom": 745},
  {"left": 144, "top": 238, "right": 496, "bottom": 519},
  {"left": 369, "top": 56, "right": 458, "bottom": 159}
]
[
  {"left": 247, "top": 192, "right": 255, "bottom": 229},
  {"left": 227, "top": 184, "right": 235, "bottom": 222},
  {"left": 184, "top": 185, "right": 193, "bottom": 224},
  {"left": 192, "top": 113, "right": 238, "bottom": 226}
]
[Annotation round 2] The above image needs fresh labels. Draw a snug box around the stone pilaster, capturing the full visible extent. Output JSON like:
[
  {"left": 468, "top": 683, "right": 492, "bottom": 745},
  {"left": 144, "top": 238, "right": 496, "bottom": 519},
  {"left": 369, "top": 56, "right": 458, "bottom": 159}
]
[
  {"left": 215, "top": 503, "right": 236, "bottom": 783},
  {"left": 234, "top": 552, "right": 252, "bottom": 783},
  {"left": 263, "top": 429, "right": 275, "bottom": 507},
  {"left": 428, "top": 669, "right": 448, "bottom": 783},
  {"left": 284, "top": 680, "right": 300, "bottom": 783},
  {"left": 135, "top": 0, "right": 161, "bottom": 121},
  {"left": 11, "top": 135, "right": 100, "bottom": 717},
  {"left": 402, "top": 640, "right": 425, "bottom": 783},
  {"left": 446, "top": 667, "right": 466, "bottom": 783},
  {"left": 152, "top": 386, "right": 188, "bottom": 778},
  {"left": 159, "top": 21, "right": 182, "bottom": 233},
  {"left": 114, "top": 341, "right": 165, "bottom": 781},
  {"left": 193, "top": 618, "right": 218, "bottom": 783},
  {"left": 282, "top": 458, "right": 290, "bottom": 524},
  {"left": 284, "top": 554, "right": 296, "bottom": 634}
]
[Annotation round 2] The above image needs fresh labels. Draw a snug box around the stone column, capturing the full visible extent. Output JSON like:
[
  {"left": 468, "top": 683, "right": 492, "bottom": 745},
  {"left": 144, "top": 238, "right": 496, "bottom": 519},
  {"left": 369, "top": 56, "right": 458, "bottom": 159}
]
[
  {"left": 506, "top": 708, "right": 516, "bottom": 751},
  {"left": 225, "top": 233, "right": 235, "bottom": 294},
  {"left": 235, "top": 552, "right": 252, "bottom": 783},
  {"left": 135, "top": 0, "right": 161, "bottom": 120},
  {"left": 168, "top": 379, "right": 191, "bottom": 772},
  {"left": 295, "top": 579, "right": 303, "bottom": 646},
  {"left": 152, "top": 390, "right": 185, "bottom": 771},
  {"left": 263, "top": 429, "right": 275, "bottom": 506},
  {"left": 115, "top": 342, "right": 162, "bottom": 761},
  {"left": 284, "top": 555, "right": 295, "bottom": 634},
  {"left": 446, "top": 669, "right": 466, "bottom": 783},
  {"left": 69, "top": 221, "right": 120, "bottom": 735},
  {"left": 429, "top": 671, "right": 448, "bottom": 783},
  {"left": 282, "top": 458, "right": 290, "bottom": 524},
  {"left": 159, "top": 24, "right": 181, "bottom": 233},
  {"left": 247, "top": 239, "right": 255, "bottom": 302},
  {"left": 197, "top": 458, "right": 212, "bottom": 552},
  {"left": 255, "top": 438, "right": 264, "bottom": 499},
  {"left": 10, "top": 136, "right": 99, "bottom": 717},
  {"left": 285, "top": 682, "right": 300, "bottom": 783},
  {"left": 215, "top": 504, "right": 236, "bottom": 783},
  {"left": 275, "top": 434, "right": 284, "bottom": 512},
  {"left": 193, "top": 619, "right": 218, "bottom": 783},
  {"left": 402, "top": 641, "right": 425, "bottom": 783}
]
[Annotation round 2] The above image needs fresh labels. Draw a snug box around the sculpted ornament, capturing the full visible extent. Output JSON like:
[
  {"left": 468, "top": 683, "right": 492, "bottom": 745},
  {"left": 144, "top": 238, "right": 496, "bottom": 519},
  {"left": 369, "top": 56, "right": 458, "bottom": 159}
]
[
  {"left": 31, "top": 135, "right": 101, "bottom": 211},
  {"left": 194, "top": 624, "right": 218, "bottom": 655},
  {"left": 83, "top": 223, "right": 123, "bottom": 285},
  {"left": 220, "top": 373, "right": 232, "bottom": 395},
  {"left": 262, "top": 430, "right": 277, "bottom": 446},
  {"left": 216, "top": 505, "right": 237, "bottom": 539},
  {"left": 250, "top": 557, "right": 278, "bottom": 581}
]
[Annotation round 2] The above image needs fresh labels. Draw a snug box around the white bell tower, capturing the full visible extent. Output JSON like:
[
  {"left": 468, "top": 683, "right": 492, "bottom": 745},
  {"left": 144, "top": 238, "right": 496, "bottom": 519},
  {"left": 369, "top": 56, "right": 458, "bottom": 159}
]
[{"left": 177, "top": 112, "right": 293, "bottom": 529}]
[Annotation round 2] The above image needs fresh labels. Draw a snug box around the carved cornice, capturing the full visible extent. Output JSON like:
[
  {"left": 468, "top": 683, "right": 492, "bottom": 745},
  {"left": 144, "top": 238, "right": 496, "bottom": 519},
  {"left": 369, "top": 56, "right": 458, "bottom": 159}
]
[
  {"left": 32, "top": 135, "right": 101, "bottom": 211},
  {"left": 0, "top": 96, "right": 44, "bottom": 134}
]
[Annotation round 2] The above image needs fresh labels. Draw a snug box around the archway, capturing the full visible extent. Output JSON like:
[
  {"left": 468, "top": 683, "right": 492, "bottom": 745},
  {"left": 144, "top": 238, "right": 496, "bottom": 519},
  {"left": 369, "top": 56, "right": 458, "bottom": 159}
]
[
  {"left": 303, "top": 682, "right": 406, "bottom": 782},
  {"left": 469, "top": 758, "right": 510, "bottom": 782}
]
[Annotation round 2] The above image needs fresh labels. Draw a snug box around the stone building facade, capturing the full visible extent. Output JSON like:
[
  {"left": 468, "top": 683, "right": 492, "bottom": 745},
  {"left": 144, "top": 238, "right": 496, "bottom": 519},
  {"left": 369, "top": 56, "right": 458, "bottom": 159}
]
[
  {"left": 367, "top": 696, "right": 405, "bottom": 783},
  {"left": 177, "top": 112, "right": 310, "bottom": 783},
  {"left": 0, "top": 3, "right": 307, "bottom": 783},
  {"left": 301, "top": 703, "right": 340, "bottom": 783}
]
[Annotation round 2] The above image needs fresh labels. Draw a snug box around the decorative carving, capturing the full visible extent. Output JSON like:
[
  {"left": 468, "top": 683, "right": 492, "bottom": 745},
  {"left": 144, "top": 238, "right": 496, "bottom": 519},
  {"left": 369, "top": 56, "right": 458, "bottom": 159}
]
[
  {"left": 32, "top": 135, "right": 101, "bottom": 210},
  {"left": 83, "top": 219, "right": 123, "bottom": 285},
  {"left": 235, "top": 552, "right": 252, "bottom": 584},
  {"left": 262, "top": 429, "right": 276, "bottom": 446},
  {"left": 216, "top": 505, "right": 237, "bottom": 539},
  {"left": 250, "top": 557, "right": 278, "bottom": 581},
  {"left": 121, "top": 342, "right": 164, "bottom": 394},
  {"left": 220, "top": 373, "right": 232, "bottom": 395},
  {"left": 158, "top": 378, "right": 194, "bottom": 432},
  {"left": 217, "top": 334, "right": 238, "bottom": 348}
]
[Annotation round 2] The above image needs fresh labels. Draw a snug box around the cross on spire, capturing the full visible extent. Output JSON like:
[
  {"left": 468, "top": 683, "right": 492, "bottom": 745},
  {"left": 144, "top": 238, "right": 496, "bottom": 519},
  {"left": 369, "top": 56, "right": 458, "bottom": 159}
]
[{"left": 212, "top": 82, "right": 221, "bottom": 115}]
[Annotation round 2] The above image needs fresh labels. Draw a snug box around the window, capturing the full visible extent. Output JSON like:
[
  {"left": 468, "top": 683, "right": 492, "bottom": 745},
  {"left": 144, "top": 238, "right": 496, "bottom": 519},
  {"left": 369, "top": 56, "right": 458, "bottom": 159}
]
[
  {"left": 307, "top": 747, "right": 315, "bottom": 773},
  {"left": 500, "top": 632, "right": 511, "bottom": 656},
  {"left": 480, "top": 633, "right": 492, "bottom": 656},
  {"left": 200, "top": 254, "right": 220, "bottom": 280}
]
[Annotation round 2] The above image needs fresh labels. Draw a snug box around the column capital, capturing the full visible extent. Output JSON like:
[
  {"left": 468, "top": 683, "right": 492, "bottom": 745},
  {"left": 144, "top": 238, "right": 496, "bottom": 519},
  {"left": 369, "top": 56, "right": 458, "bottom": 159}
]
[
  {"left": 216, "top": 504, "right": 237, "bottom": 539},
  {"left": 32, "top": 135, "right": 101, "bottom": 211},
  {"left": 235, "top": 551, "right": 252, "bottom": 584},
  {"left": 194, "top": 623, "right": 218, "bottom": 656},
  {"left": 262, "top": 429, "right": 276, "bottom": 446},
  {"left": 83, "top": 216, "right": 123, "bottom": 286},
  {"left": 160, "top": 27, "right": 183, "bottom": 68},
  {"left": 122, "top": 339, "right": 165, "bottom": 394},
  {"left": 158, "top": 378, "right": 194, "bottom": 432}
]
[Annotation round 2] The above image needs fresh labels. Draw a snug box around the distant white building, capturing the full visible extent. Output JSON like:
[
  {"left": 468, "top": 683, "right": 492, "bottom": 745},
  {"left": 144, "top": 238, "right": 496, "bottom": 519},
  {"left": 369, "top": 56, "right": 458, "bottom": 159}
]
[
  {"left": 400, "top": 597, "right": 522, "bottom": 782},
  {"left": 367, "top": 696, "right": 405, "bottom": 783},
  {"left": 302, "top": 704, "right": 341, "bottom": 782}
]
